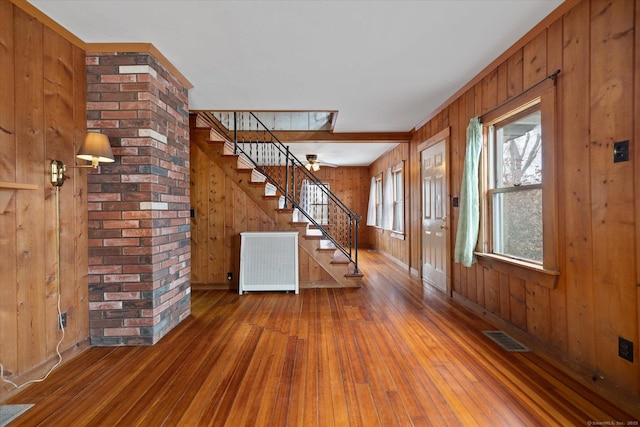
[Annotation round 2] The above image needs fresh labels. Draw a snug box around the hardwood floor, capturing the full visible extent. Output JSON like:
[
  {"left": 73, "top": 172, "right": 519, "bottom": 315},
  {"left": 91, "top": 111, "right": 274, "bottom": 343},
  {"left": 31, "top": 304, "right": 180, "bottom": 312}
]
[{"left": 5, "top": 251, "right": 636, "bottom": 426}]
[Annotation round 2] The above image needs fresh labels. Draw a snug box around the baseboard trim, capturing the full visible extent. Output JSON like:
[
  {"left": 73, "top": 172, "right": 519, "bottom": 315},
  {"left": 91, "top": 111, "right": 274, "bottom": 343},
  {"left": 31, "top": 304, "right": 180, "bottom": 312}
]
[{"left": 191, "top": 283, "right": 234, "bottom": 291}]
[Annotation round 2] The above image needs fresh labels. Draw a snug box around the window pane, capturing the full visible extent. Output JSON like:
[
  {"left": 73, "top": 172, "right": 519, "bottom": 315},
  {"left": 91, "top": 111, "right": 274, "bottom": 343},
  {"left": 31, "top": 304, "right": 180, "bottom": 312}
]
[
  {"left": 495, "top": 110, "right": 541, "bottom": 187},
  {"left": 393, "top": 201, "right": 403, "bottom": 232},
  {"left": 375, "top": 178, "right": 382, "bottom": 227},
  {"left": 394, "top": 171, "right": 403, "bottom": 201},
  {"left": 308, "top": 184, "right": 330, "bottom": 225},
  {"left": 493, "top": 188, "right": 542, "bottom": 263}
]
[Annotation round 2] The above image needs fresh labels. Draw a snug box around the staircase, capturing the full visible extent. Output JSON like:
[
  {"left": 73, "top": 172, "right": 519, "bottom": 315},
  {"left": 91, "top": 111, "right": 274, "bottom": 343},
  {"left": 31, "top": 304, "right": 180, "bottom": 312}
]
[{"left": 190, "top": 112, "right": 363, "bottom": 288}]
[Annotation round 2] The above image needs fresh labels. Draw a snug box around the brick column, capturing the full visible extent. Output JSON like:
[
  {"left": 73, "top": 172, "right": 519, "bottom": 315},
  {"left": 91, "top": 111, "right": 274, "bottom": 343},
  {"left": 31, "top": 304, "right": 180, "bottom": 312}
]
[{"left": 86, "top": 52, "right": 191, "bottom": 345}]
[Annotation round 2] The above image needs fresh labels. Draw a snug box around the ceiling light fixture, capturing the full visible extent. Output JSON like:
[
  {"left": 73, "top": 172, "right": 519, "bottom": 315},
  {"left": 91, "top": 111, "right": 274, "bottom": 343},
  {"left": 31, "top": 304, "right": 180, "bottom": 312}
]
[
  {"left": 305, "top": 154, "right": 320, "bottom": 172},
  {"left": 50, "top": 132, "right": 115, "bottom": 187}
]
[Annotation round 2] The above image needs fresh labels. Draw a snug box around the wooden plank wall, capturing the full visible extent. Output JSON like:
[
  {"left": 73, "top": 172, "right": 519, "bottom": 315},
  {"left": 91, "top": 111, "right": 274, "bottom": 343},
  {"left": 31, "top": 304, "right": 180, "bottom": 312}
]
[
  {"left": 189, "top": 145, "right": 370, "bottom": 287},
  {"left": 368, "top": 143, "right": 411, "bottom": 267},
  {"left": 0, "top": 0, "right": 89, "bottom": 401},
  {"left": 383, "top": 0, "right": 639, "bottom": 395},
  {"left": 311, "top": 165, "right": 372, "bottom": 250},
  {"left": 190, "top": 144, "right": 275, "bottom": 287}
]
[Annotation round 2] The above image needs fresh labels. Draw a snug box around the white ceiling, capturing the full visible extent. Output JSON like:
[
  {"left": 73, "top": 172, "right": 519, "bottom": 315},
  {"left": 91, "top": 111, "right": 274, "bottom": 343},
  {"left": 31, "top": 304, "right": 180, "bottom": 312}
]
[{"left": 29, "top": 0, "right": 563, "bottom": 166}]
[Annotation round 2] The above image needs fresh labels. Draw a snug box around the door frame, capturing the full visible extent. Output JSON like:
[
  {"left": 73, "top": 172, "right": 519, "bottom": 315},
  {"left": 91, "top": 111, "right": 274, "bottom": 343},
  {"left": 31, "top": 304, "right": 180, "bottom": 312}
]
[{"left": 417, "top": 127, "right": 451, "bottom": 296}]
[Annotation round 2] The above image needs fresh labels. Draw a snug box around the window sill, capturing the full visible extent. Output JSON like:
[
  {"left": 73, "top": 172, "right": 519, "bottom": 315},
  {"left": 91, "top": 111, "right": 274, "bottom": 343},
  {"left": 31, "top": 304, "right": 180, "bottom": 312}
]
[
  {"left": 391, "top": 232, "right": 405, "bottom": 240},
  {"left": 474, "top": 252, "right": 559, "bottom": 289}
]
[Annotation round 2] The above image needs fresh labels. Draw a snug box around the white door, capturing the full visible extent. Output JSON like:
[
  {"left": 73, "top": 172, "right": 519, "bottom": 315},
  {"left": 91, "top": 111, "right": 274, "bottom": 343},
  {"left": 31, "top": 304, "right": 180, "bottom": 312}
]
[{"left": 421, "top": 141, "right": 448, "bottom": 292}]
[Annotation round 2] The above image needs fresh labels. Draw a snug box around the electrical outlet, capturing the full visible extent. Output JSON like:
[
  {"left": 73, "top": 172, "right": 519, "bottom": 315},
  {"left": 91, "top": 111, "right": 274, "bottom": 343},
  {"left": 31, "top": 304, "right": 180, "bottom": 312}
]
[
  {"left": 227, "top": 272, "right": 233, "bottom": 281},
  {"left": 618, "top": 336, "right": 634, "bottom": 362},
  {"left": 613, "top": 140, "right": 629, "bottom": 163},
  {"left": 58, "top": 312, "right": 67, "bottom": 330}
]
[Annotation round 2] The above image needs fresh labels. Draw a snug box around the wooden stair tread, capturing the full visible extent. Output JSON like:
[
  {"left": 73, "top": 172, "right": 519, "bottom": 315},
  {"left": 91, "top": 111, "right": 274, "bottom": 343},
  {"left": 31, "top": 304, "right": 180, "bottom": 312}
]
[{"left": 290, "top": 221, "right": 308, "bottom": 226}]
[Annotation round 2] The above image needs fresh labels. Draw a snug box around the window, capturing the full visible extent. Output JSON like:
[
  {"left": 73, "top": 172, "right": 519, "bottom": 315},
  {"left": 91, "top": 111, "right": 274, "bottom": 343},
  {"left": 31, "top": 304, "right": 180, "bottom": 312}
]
[
  {"left": 489, "top": 107, "right": 542, "bottom": 262},
  {"left": 375, "top": 174, "right": 383, "bottom": 228},
  {"left": 368, "top": 165, "right": 404, "bottom": 235},
  {"left": 307, "top": 183, "right": 330, "bottom": 225},
  {"left": 480, "top": 78, "right": 557, "bottom": 272},
  {"left": 392, "top": 162, "right": 404, "bottom": 234}
]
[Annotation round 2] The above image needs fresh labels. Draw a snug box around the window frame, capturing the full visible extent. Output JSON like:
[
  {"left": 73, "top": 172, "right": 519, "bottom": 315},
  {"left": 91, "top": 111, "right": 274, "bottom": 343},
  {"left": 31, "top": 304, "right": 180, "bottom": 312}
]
[
  {"left": 307, "top": 182, "right": 330, "bottom": 225},
  {"left": 477, "top": 78, "right": 559, "bottom": 286},
  {"left": 374, "top": 173, "right": 383, "bottom": 228},
  {"left": 391, "top": 161, "right": 405, "bottom": 236},
  {"left": 488, "top": 104, "right": 543, "bottom": 263}
]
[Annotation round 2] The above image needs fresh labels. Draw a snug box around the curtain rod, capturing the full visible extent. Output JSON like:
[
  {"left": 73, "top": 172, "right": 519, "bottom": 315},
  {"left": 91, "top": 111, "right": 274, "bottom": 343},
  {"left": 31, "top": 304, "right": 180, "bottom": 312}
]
[{"left": 479, "top": 69, "right": 560, "bottom": 122}]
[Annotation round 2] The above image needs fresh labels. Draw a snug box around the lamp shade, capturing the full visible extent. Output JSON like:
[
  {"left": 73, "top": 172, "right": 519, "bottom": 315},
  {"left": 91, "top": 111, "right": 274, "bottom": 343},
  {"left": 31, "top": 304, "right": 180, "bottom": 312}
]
[{"left": 76, "top": 132, "right": 115, "bottom": 166}]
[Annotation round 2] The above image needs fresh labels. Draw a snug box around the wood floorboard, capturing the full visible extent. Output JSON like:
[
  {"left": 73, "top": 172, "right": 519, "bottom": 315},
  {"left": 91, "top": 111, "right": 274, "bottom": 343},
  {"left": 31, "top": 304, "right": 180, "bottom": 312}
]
[{"left": 5, "top": 250, "right": 637, "bottom": 426}]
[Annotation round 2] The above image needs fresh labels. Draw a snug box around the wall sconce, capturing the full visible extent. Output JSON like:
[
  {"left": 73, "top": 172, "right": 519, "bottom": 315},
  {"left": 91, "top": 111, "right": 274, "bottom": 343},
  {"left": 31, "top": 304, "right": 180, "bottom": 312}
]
[{"left": 50, "top": 132, "right": 114, "bottom": 187}]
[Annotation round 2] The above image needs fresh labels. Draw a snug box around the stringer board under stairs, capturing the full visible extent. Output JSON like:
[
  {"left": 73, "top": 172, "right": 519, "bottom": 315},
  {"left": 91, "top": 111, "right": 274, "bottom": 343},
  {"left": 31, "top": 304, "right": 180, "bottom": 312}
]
[{"left": 191, "top": 127, "right": 363, "bottom": 289}]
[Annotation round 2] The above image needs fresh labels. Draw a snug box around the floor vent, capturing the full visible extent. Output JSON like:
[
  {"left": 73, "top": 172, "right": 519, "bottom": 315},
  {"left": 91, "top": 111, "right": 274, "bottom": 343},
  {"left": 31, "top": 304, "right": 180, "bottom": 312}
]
[{"left": 482, "top": 331, "right": 530, "bottom": 352}]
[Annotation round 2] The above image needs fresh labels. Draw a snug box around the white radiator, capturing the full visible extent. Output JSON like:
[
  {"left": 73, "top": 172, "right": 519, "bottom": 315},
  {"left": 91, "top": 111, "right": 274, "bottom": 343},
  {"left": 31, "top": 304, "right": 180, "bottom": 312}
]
[{"left": 239, "top": 231, "right": 299, "bottom": 295}]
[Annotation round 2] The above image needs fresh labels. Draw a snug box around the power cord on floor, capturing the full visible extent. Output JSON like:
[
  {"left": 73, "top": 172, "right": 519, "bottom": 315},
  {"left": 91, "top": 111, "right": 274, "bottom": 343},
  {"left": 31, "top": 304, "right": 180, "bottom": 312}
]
[
  {"left": 0, "top": 186, "right": 65, "bottom": 390},
  {"left": 0, "top": 296, "right": 65, "bottom": 389}
]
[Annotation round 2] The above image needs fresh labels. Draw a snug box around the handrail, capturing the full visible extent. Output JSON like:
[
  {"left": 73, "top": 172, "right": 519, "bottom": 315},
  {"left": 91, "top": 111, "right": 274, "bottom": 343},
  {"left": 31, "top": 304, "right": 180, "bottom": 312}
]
[{"left": 203, "top": 111, "right": 360, "bottom": 274}]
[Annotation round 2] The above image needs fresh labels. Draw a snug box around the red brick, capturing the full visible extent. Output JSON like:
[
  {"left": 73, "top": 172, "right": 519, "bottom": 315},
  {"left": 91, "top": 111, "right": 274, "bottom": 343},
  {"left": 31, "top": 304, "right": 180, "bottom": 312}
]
[
  {"left": 122, "top": 228, "right": 153, "bottom": 237},
  {"left": 120, "top": 101, "right": 152, "bottom": 110},
  {"left": 89, "top": 301, "right": 123, "bottom": 310},
  {"left": 102, "top": 110, "right": 138, "bottom": 119},
  {"left": 87, "top": 119, "right": 119, "bottom": 128},
  {"left": 101, "top": 74, "right": 137, "bottom": 83},
  {"left": 122, "top": 211, "right": 153, "bottom": 220},
  {"left": 88, "top": 193, "right": 121, "bottom": 202},
  {"left": 120, "top": 83, "right": 150, "bottom": 92},
  {"left": 121, "top": 175, "right": 158, "bottom": 183},
  {"left": 103, "top": 220, "right": 140, "bottom": 229},
  {"left": 99, "top": 92, "right": 137, "bottom": 102},
  {"left": 104, "top": 328, "right": 140, "bottom": 337},
  {"left": 103, "top": 238, "right": 140, "bottom": 247},
  {"left": 87, "top": 101, "right": 119, "bottom": 111},
  {"left": 104, "top": 292, "right": 141, "bottom": 301},
  {"left": 104, "top": 274, "right": 141, "bottom": 283},
  {"left": 122, "top": 282, "right": 154, "bottom": 291},
  {"left": 124, "top": 318, "right": 155, "bottom": 327},
  {"left": 122, "top": 247, "right": 152, "bottom": 256},
  {"left": 122, "top": 264, "right": 154, "bottom": 274},
  {"left": 88, "top": 211, "right": 122, "bottom": 220}
]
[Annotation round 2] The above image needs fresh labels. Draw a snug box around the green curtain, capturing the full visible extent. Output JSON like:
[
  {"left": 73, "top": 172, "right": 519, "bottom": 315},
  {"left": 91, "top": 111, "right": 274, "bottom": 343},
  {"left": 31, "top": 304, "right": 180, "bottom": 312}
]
[{"left": 454, "top": 117, "right": 482, "bottom": 267}]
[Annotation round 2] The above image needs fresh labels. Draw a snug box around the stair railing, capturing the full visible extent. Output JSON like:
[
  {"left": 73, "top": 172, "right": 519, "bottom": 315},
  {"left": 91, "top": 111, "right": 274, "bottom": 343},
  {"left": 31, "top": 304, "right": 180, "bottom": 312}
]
[{"left": 203, "top": 111, "right": 360, "bottom": 275}]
